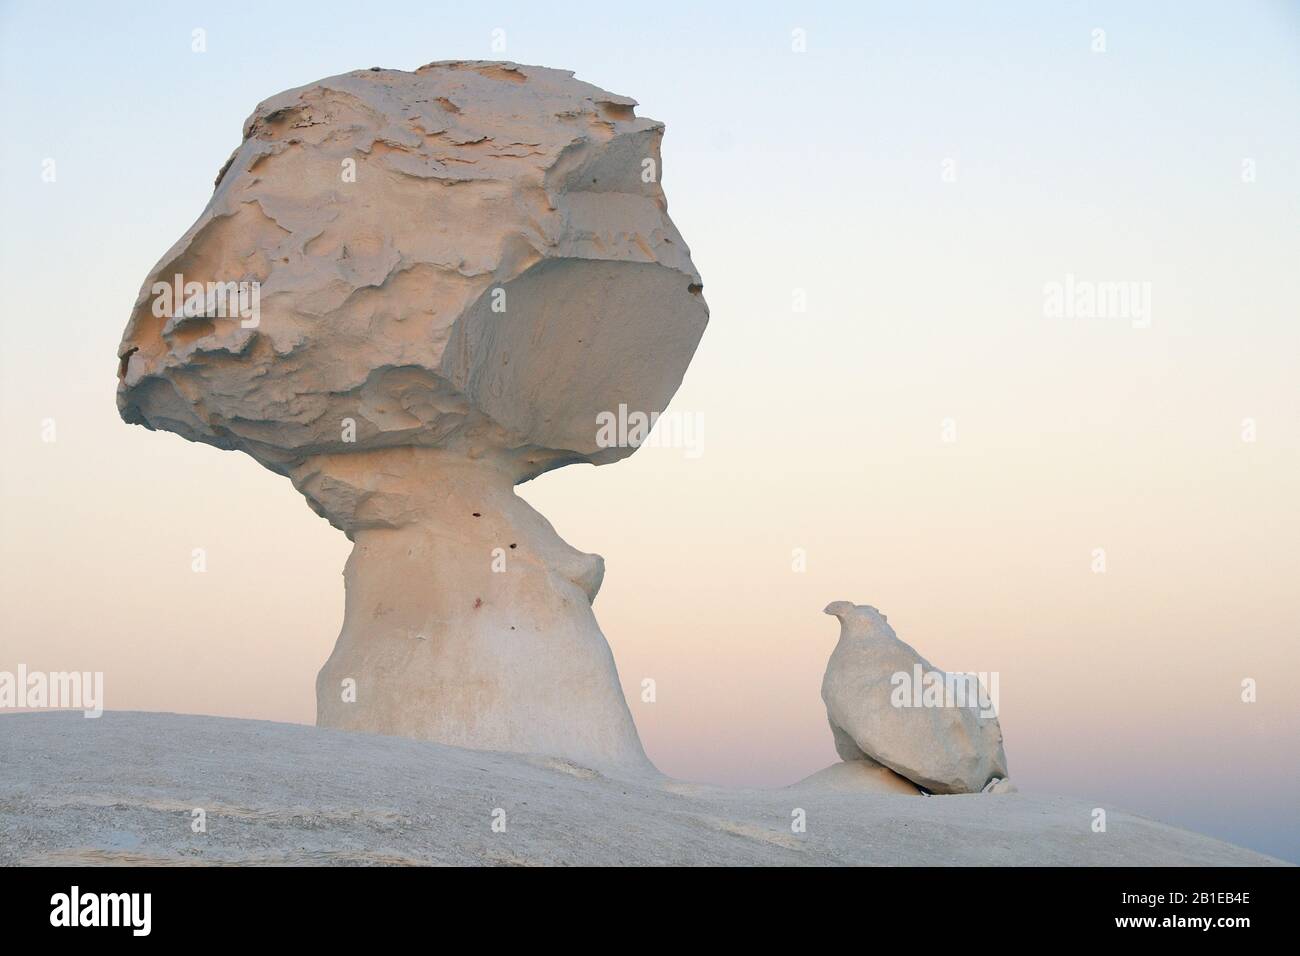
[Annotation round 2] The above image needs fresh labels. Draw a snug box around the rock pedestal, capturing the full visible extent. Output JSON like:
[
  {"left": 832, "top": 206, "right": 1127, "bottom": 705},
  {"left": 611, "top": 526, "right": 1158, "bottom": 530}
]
[{"left": 297, "top": 448, "right": 647, "bottom": 768}]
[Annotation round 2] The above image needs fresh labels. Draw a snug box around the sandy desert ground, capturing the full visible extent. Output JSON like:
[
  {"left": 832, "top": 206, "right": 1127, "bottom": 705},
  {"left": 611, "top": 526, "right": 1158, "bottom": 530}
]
[{"left": 0, "top": 711, "right": 1283, "bottom": 866}]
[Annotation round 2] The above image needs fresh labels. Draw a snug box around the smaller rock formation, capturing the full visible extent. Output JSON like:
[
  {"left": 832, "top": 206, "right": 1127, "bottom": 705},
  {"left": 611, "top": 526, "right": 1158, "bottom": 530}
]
[{"left": 821, "top": 602, "right": 1009, "bottom": 794}]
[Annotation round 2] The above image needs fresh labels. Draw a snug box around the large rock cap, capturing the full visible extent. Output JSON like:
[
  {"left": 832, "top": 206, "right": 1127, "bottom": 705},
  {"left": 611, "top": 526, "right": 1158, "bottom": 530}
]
[{"left": 116, "top": 61, "right": 708, "bottom": 481}]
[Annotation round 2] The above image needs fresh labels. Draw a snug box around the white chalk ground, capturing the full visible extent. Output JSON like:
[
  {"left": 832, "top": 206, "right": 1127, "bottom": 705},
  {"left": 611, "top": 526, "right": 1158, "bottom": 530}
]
[{"left": 0, "top": 711, "right": 1284, "bottom": 866}]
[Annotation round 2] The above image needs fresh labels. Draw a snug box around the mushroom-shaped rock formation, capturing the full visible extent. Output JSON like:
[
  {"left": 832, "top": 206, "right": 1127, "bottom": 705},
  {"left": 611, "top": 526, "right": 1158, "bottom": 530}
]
[
  {"left": 822, "top": 602, "right": 1009, "bottom": 793},
  {"left": 116, "top": 61, "right": 709, "bottom": 770}
]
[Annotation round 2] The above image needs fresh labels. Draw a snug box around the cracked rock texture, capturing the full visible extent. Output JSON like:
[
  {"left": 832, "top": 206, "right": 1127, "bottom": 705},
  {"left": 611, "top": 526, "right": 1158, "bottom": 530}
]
[{"left": 115, "top": 62, "right": 708, "bottom": 768}]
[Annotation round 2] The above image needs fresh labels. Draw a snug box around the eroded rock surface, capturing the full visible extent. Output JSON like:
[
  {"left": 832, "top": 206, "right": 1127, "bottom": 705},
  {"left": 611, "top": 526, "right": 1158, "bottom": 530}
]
[
  {"left": 4, "top": 713, "right": 1283, "bottom": 866},
  {"left": 117, "top": 60, "right": 706, "bottom": 484}
]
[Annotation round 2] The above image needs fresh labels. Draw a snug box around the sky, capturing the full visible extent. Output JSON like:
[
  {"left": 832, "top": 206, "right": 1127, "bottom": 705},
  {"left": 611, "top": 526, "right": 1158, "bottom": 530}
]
[{"left": 1, "top": 0, "right": 1298, "bottom": 862}]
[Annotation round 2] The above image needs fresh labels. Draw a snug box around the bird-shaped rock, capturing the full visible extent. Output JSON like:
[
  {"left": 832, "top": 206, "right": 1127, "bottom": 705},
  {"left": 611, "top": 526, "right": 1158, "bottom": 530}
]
[{"left": 821, "top": 602, "right": 1009, "bottom": 794}]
